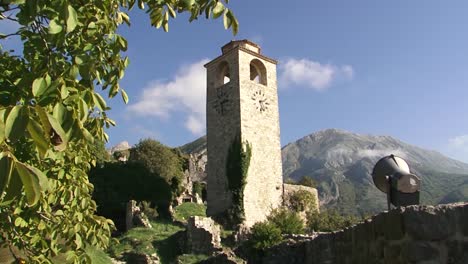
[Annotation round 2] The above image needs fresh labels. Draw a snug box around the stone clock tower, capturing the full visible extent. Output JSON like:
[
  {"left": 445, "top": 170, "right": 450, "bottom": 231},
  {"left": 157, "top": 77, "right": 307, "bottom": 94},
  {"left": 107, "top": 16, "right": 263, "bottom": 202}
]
[{"left": 205, "top": 40, "right": 283, "bottom": 227}]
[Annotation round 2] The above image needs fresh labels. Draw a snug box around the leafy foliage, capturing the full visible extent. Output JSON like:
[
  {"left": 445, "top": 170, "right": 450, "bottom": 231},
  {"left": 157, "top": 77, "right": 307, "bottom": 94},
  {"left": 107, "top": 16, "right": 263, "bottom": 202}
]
[
  {"left": 267, "top": 207, "right": 304, "bottom": 235},
  {"left": 89, "top": 162, "right": 172, "bottom": 230},
  {"left": 298, "top": 176, "right": 317, "bottom": 188},
  {"left": 248, "top": 221, "right": 282, "bottom": 250},
  {"left": 306, "top": 209, "right": 359, "bottom": 232},
  {"left": 192, "top": 181, "right": 206, "bottom": 199},
  {"left": 0, "top": 0, "right": 237, "bottom": 260},
  {"left": 225, "top": 134, "right": 251, "bottom": 226},
  {"left": 129, "top": 138, "right": 184, "bottom": 183},
  {"left": 287, "top": 190, "right": 317, "bottom": 212}
]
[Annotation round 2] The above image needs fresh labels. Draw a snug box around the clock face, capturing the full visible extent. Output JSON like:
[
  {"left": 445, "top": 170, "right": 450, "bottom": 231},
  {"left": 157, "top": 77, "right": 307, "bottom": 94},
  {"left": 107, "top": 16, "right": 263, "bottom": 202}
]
[
  {"left": 212, "top": 87, "right": 231, "bottom": 115},
  {"left": 251, "top": 90, "right": 269, "bottom": 112}
]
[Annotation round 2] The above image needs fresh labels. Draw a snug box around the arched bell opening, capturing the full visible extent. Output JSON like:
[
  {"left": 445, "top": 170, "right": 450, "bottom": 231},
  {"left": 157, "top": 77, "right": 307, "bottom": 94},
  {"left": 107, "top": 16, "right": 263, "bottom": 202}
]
[
  {"left": 250, "top": 59, "right": 267, "bottom": 86},
  {"left": 216, "top": 61, "right": 231, "bottom": 87}
]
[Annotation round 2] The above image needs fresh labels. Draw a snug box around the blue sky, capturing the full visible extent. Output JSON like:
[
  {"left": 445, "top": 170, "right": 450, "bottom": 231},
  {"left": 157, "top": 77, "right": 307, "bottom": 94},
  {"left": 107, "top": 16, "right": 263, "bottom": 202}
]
[{"left": 2, "top": 1, "right": 468, "bottom": 162}]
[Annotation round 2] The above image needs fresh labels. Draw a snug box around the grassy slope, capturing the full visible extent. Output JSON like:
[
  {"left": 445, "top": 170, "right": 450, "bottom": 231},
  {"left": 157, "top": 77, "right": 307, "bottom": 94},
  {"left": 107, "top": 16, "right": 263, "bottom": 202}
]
[{"left": 109, "top": 203, "right": 208, "bottom": 264}]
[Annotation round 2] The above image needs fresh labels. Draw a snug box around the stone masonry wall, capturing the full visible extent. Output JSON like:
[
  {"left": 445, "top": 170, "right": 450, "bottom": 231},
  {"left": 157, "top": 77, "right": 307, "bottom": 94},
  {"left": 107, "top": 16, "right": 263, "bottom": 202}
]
[
  {"left": 261, "top": 202, "right": 468, "bottom": 264},
  {"left": 205, "top": 40, "right": 283, "bottom": 227},
  {"left": 238, "top": 48, "right": 283, "bottom": 227}
]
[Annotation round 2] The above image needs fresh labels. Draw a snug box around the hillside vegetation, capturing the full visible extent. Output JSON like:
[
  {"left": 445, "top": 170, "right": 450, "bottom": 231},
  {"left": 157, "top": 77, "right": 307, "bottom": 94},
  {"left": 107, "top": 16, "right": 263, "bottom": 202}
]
[{"left": 179, "top": 129, "right": 468, "bottom": 216}]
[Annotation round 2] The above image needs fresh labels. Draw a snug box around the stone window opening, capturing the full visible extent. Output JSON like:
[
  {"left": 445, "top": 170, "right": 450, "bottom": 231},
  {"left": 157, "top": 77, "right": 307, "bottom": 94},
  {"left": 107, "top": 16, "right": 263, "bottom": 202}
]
[
  {"left": 250, "top": 59, "right": 267, "bottom": 86},
  {"left": 216, "top": 61, "right": 231, "bottom": 87}
]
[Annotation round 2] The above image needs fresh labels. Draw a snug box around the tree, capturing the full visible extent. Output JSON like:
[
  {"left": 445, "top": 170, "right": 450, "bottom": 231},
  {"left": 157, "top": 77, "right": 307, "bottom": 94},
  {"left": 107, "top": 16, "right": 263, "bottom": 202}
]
[
  {"left": 298, "top": 176, "right": 317, "bottom": 188},
  {"left": 0, "top": 0, "right": 237, "bottom": 262},
  {"left": 129, "top": 138, "right": 183, "bottom": 183}
]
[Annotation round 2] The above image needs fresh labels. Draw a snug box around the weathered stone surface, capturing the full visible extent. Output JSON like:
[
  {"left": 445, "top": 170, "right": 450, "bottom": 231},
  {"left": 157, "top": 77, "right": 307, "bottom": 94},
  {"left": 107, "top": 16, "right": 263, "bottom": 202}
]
[
  {"left": 206, "top": 40, "right": 283, "bottom": 227},
  {"left": 126, "top": 200, "right": 152, "bottom": 230},
  {"left": 257, "top": 203, "right": 468, "bottom": 264},
  {"left": 384, "top": 208, "right": 405, "bottom": 240},
  {"left": 186, "top": 216, "right": 221, "bottom": 254},
  {"left": 200, "top": 249, "right": 246, "bottom": 264},
  {"left": 403, "top": 205, "right": 456, "bottom": 240},
  {"left": 461, "top": 203, "right": 468, "bottom": 236},
  {"left": 123, "top": 252, "right": 159, "bottom": 264},
  {"left": 401, "top": 241, "right": 439, "bottom": 262},
  {"left": 447, "top": 240, "right": 468, "bottom": 264}
]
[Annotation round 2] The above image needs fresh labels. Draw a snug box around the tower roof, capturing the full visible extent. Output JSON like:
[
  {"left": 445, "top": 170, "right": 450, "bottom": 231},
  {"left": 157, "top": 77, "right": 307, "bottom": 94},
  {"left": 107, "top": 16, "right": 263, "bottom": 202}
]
[
  {"left": 205, "top": 39, "right": 277, "bottom": 68},
  {"left": 221, "top": 40, "right": 261, "bottom": 54}
]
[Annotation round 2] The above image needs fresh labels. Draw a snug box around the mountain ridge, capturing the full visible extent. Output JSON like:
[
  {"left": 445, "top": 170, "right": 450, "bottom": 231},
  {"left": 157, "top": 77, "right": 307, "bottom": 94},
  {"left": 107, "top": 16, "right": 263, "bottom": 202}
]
[{"left": 178, "top": 129, "right": 468, "bottom": 215}]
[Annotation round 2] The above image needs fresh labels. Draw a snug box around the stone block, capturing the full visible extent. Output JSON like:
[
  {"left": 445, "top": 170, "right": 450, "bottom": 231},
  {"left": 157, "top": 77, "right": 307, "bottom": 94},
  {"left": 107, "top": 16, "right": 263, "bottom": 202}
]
[
  {"left": 383, "top": 209, "right": 405, "bottom": 240},
  {"left": 186, "top": 216, "right": 222, "bottom": 254},
  {"left": 401, "top": 241, "right": 439, "bottom": 263},
  {"left": 403, "top": 205, "right": 456, "bottom": 241},
  {"left": 447, "top": 240, "right": 468, "bottom": 264}
]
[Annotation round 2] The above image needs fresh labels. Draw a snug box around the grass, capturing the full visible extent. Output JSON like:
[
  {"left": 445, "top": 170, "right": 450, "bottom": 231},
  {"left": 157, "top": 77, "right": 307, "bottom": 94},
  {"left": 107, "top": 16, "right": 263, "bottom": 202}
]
[
  {"left": 108, "top": 220, "right": 184, "bottom": 264},
  {"left": 173, "top": 203, "right": 206, "bottom": 223},
  {"left": 176, "top": 254, "right": 210, "bottom": 264},
  {"left": 85, "top": 246, "right": 114, "bottom": 264}
]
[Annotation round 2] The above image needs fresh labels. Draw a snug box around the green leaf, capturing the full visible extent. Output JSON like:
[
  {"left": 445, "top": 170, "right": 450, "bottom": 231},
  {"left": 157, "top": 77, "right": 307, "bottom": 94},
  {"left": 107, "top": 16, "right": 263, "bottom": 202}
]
[
  {"left": 27, "top": 164, "right": 49, "bottom": 191},
  {"left": 32, "top": 77, "right": 47, "bottom": 97},
  {"left": 93, "top": 92, "right": 107, "bottom": 110},
  {"left": 53, "top": 103, "right": 67, "bottom": 124},
  {"left": 47, "top": 114, "right": 68, "bottom": 151},
  {"left": 27, "top": 118, "right": 49, "bottom": 158},
  {"left": 182, "top": 0, "right": 196, "bottom": 8},
  {"left": 5, "top": 105, "right": 28, "bottom": 141},
  {"left": 167, "top": 4, "right": 176, "bottom": 18},
  {"left": 223, "top": 9, "right": 231, "bottom": 29},
  {"left": 212, "top": 2, "right": 225, "bottom": 19},
  {"left": 78, "top": 99, "right": 89, "bottom": 123},
  {"left": 49, "top": 18, "right": 63, "bottom": 34},
  {"left": 75, "top": 233, "right": 82, "bottom": 249},
  {"left": 36, "top": 106, "right": 52, "bottom": 139},
  {"left": 15, "top": 162, "right": 41, "bottom": 206},
  {"left": 227, "top": 10, "right": 239, "bottom": 35},
  {"left": 0, "top": 119, "right": 4, "bottom": 143},
  {"left": 3, "top": 165, "right": 22, "bottom": 203},
  {"left": 121, "top": 89, "right": 129, "bottom": 104},
  {"left": 0, "top": 153, "right": 14, "bottom": 196},
  {"left": 66, "top": 5, "right": 78, "bottom": 33}
]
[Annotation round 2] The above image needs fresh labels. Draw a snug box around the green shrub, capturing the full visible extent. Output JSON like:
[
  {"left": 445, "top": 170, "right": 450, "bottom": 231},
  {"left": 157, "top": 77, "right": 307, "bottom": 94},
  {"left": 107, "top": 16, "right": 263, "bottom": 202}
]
[
  {"left": 288, "top": 190, "right": 317, "bottom": 212},
  {"left": 89, "top": 162, "right": 172, "bottom": 230},
  {"left": 192, "top": 182, "right": 206, "bottom": 198},
  {"left": 298, "top": 176, "right": 317, "bottom": 188},
  {"left": 138, "top": 201, "right": 159, "bottom": 220},
  {"left": 267, "top": 207, "right": 304, "bottom": 234},
  {"left": 249, "top": 222, "right": 282, "bottom": 250},
  {"left": 307, "top": 209, "right": 359, "bottom": 232}
]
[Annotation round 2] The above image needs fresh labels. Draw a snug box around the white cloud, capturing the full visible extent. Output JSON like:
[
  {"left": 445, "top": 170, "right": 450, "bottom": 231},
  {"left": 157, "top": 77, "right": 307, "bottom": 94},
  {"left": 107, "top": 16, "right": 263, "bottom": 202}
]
[
  {"left": 445, "top": 135, "right": 468, "bottom": 163},
  {"left": 128, "top": 59, "right": 208, "bottom": 135},
  {"left": 448, "top": 135, "right": 468, "bottom": 148},
  {"left": 279, "top": 58, "right": 354, "bottom": 91}
]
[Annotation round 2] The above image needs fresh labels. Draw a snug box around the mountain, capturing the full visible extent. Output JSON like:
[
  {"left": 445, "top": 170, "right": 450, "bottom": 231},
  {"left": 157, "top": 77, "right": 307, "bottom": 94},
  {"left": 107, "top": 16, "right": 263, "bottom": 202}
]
[
  {"left": 179, "top": 129, "right": 468, "bottom": 215},
  {"left": 282, "top": 129, "right": 468, "bottom": 215}
]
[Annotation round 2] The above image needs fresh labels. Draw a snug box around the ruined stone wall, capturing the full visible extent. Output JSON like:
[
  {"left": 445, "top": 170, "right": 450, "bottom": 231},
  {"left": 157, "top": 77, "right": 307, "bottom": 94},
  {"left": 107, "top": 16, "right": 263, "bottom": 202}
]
[{"left": 261, "top": 203, "right": 468, "bottom": 264}]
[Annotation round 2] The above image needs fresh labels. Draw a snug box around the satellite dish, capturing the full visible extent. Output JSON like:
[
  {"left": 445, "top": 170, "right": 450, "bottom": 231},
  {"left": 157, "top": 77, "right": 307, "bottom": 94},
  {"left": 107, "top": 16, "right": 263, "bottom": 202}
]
[{"left": 372, "top": 154, "right": 421, "bottom": 209}]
